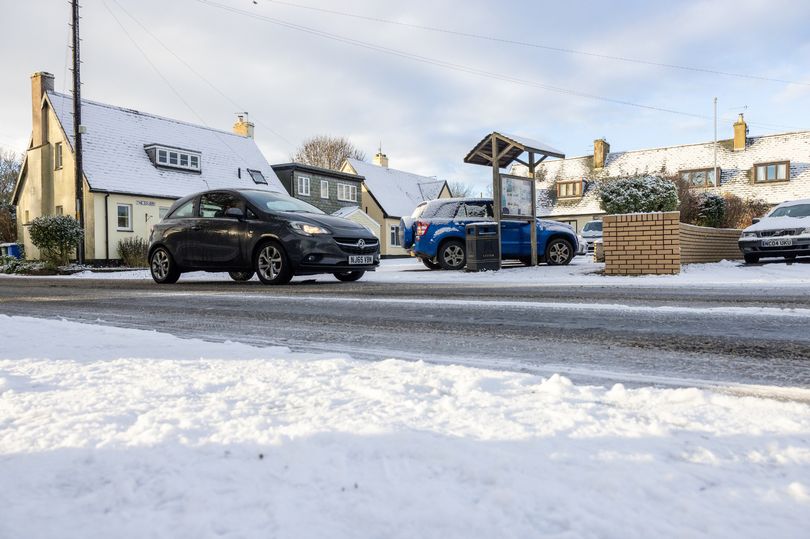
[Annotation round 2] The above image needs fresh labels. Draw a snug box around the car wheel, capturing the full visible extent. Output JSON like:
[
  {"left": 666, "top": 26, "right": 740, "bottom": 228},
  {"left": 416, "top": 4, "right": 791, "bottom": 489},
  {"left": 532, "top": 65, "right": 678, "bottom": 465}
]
[
  {"left": 438, "top": 240, "right": 466, "bottom": 270},
  {"left": 229, "top": 271, "right": 254, "bottom": 282},
  {"left": 333, "top": 270, "right": 365, "bottom": 282},
  {"left": 150, "top": 247, "right": 180, "bottom": 284},
  {"left": 255, "top": 241, "right": 293, "bottom": 285},
  {"left": 545, "top": 238, "right": 574, "bottom": 266},
  {"left": 421, "top": 258, "right": 441, "bottom": 270},
  {"left": 744, "top": 254, "right": 760, "bottom": 264}
]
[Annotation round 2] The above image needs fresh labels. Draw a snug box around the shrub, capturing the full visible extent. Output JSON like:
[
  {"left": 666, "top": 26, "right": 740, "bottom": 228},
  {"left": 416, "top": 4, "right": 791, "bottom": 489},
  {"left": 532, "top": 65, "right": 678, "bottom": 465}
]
[
  {"left": 696, "top": 193, "right": 726, "bottom": 228},
  {"left": 672, "top": 176, "right": 701, "bottom": 224},
  {"left": 599, "top": 175, "right": 679, "bottom": 215},
  {"left": 117, "top": 237, "right": 149, "bottom": 267},
  {"left": 28, "top": 215, "right": 83, "bottom": 266}
]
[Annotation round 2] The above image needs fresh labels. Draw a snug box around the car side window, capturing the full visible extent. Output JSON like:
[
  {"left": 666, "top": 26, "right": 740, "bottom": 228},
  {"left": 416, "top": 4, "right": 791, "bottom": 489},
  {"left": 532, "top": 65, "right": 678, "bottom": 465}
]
[
  {"left": 170, "top": 199, "right": 196, "bottom": 219},
  {"left": 200, "top": 193, "right": 242, "bottom": 218},
  {"left": 246, "top": 206, "right": 259, "bottom": 220},
  {"left": 460, "top": 202, "right": 492, "bottom": 219},
  {"left": 432, "top": 203, "right": 459, "bottom": 218}
]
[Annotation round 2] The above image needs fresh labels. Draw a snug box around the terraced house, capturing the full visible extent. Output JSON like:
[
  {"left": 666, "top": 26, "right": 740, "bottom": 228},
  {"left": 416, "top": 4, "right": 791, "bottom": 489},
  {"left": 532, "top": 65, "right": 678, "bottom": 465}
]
[
  {"left": 513, "top": 115, "right": 810, "bottom": 231},
  {"left": 13, "top": 71, "right": 284, "bottom": 262}
]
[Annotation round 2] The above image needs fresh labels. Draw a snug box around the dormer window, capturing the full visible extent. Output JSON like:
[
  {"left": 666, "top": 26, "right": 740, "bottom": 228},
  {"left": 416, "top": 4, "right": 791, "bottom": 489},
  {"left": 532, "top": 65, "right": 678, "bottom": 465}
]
[{"left": 145, "top": 144, "right": 201, "bottom": 172}]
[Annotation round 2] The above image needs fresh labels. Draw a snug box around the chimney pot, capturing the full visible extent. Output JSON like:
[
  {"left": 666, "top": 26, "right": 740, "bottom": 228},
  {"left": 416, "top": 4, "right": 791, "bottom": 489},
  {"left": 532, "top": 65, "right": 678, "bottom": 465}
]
[{"left": 373, "top": 146, "right": 389, "bottom": 168}]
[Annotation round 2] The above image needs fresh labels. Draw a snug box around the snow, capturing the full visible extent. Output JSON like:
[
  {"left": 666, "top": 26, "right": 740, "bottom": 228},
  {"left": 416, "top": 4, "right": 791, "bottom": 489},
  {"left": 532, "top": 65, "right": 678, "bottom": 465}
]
[
  {"left": 1, "top": 316, "right": 809, "bottom": 538},
  {"left": 17, "top": 256, "right": 810, "bottom": 288},
  {"left": 345, "top": 158, "right": 445, "bottom": 218},
  {"left": 48, "top": 91, "right": 285, "bottom": 199}
]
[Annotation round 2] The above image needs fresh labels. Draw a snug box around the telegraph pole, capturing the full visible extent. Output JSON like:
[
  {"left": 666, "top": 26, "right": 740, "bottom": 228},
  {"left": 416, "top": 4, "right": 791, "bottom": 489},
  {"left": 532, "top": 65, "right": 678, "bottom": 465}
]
[
  {"left": 713, "top": 97, "right": 718, "bottom": 187},
  {"left": 71, "top": 0, "right": 85, "bottom": 264}
]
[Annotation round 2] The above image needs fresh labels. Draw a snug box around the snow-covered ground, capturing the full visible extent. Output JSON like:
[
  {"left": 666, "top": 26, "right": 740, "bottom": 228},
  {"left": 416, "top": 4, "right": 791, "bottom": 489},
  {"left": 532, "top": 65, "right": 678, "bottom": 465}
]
[
  {"left": 1, "top": 316, "right": 809, "bottom": 538},
  {"left": 9, "top": 256, "right": 810, "bottom": 287}
]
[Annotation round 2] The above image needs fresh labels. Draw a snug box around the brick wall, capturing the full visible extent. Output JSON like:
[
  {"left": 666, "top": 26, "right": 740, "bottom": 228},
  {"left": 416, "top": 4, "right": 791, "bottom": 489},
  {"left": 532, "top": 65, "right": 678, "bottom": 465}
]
[
  {"left": 679, "top": 223, "right": 742, "bottom": 264},
  {"left": 603, "top": 212, "right": 681, "bottom": 275}
]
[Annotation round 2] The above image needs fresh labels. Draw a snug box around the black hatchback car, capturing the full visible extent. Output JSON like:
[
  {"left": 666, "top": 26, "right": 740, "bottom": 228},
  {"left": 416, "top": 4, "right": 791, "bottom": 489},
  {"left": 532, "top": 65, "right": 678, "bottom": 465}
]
[{"left": 148, "top": 188, "right": 380, "bottom": 285}]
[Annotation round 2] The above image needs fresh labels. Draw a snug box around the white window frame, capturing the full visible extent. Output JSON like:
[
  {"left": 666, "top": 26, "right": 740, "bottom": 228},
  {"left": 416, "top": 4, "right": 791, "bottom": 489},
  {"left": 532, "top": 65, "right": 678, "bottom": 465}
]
[
  {"left": 147, "top": 145, "right": 201, "bottom": 172},
  {"left": 54, "top": 142, "right": 63, "bottom": 170},
  {"left": 390, "top": 225, "right": 401, "bottom": 247},
  {"left": 117, "top": 203, "right": 133, "bottom": 231},
  {"left": 297, "top": 175, "right": 311, "bottom": 196},
  {"left": 337, "top": 183, "right": 357, "bottom": 202},
  {"left": 321, "top": 180, "right": 329, "bottom": 199}
]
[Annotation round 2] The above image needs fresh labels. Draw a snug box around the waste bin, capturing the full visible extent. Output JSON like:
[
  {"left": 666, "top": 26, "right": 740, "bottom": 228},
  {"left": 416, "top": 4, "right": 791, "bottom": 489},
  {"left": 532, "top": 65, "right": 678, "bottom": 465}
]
[{"left": 465, "top": 222, "right": 500, "bottom": 272}]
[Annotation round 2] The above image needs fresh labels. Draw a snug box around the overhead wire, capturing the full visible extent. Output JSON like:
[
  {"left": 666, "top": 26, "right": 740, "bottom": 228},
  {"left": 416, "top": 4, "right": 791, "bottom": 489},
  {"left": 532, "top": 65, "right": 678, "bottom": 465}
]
[{"left": 260, "top": 0, "right": 810, "bottom": 88}]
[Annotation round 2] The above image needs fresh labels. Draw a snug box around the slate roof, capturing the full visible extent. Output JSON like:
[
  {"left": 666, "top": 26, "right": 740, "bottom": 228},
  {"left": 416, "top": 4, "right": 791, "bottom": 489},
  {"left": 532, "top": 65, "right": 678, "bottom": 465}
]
[
  {"left": 47, "top": 91, "right": 285, "bottom": 199},
  {"left": 345, "top": 158, "right": 447, "bottom": 218},
  {"left": 510, "top": 130, "right": 810, "bottom": 217}
]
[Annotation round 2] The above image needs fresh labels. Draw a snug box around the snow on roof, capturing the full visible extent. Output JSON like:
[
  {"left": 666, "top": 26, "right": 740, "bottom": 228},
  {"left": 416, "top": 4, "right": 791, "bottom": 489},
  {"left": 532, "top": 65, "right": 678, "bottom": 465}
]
[
  {"left": 497, "top": 132, "right": 564, "bottom": 157},
  {"left": 345, "top": 158, "right": 446, "bottom": 218},
  {"left": 331, "top": 205, "right": 360, "bottom": 218},
  {"left": 48, "top": 91, "right": 285, "bottom": 199}
]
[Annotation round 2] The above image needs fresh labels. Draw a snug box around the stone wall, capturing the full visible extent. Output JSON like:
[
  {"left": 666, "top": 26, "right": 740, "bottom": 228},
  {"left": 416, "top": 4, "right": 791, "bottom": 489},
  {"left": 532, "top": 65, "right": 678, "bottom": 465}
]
[
  {"left": 679, "top": 223, "right": 742, "bottom": 264},
  {"left": 602, "top": 212, "right": 680, "bottom": 275}
]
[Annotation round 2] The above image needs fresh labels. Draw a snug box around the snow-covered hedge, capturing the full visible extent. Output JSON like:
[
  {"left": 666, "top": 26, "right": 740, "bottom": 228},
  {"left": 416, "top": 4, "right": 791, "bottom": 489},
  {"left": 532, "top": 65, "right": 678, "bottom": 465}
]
[
  {"left": 28, "top": 215, "right": 84, "bottom": 266},
  {"left": 599, "top": 176, "right": 679, "bottom": 215}
]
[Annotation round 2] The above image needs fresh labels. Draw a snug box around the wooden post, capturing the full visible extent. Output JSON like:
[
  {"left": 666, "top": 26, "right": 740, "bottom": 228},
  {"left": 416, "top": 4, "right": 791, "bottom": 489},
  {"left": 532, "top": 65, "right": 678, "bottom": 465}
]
[
  {"left": 528, "top": 152, "right": 537, "bottom": 266},
  {"left": 491, "top": 134, "right": 502, "bottom": 268}
]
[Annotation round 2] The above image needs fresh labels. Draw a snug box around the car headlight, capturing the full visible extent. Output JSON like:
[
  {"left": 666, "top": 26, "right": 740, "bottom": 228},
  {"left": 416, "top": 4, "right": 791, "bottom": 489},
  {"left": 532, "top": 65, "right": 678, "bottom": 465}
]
[
  {"left": 741, "top": 232, "right": 757, "bottom": 238},
  {"left": 290, "top": 221, "right": 331, "bottom": 235}
]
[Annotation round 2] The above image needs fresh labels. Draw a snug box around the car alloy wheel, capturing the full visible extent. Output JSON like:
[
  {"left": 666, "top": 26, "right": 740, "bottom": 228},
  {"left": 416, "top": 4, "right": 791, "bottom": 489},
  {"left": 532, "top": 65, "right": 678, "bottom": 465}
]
[
  {"left": 255, "top": 241, "right": 293, "bottom": 285},
  {"left": 438, "top": 240, "right": 466, "bottom": 270},
  {"left": 546, "top": 239, "right": 573, "bottom": 266},
  {"left": 150, "top": 247, "right": 180, "bottom": 284}
]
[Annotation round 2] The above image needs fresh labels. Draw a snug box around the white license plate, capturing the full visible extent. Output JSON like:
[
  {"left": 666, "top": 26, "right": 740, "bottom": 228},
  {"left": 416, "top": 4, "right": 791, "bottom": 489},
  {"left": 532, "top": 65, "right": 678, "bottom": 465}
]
[
  {"left": 761, "top": 238, "right": 793, "bottom": 247},
  {"left": 349, "top": 255, "right": 374, "bottom": 265}
]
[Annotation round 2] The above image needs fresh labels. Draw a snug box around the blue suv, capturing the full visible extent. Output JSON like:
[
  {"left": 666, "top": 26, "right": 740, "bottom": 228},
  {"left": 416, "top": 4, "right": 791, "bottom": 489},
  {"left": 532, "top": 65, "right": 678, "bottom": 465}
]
[{"left": 400, "top": 198, "right": 580, "bottom": 270}]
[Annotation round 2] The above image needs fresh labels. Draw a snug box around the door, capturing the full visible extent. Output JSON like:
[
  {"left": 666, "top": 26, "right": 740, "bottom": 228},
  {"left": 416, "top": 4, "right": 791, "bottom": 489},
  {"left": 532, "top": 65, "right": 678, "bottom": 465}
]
[
  {"left": 163, "top": 197, "right": 200, "bottom": 267},
  {"left": 192, "top": 192, "right": 247, "bottom": 267},
  {"left": 500, "top": 220, "right": 524, "bottom": 257}
]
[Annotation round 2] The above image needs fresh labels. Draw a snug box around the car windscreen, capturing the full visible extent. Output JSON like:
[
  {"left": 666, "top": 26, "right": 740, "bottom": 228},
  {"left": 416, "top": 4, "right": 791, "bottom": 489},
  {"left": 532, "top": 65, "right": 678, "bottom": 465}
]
[
  {"left": 769, "top": 204, "right": 810, "bottom": 218},
  {"left": 583, "top": 221, "right": 603, "bottom": 232},
  {"left": 243, "top": 190, "right": 325, "bottom": 214}
]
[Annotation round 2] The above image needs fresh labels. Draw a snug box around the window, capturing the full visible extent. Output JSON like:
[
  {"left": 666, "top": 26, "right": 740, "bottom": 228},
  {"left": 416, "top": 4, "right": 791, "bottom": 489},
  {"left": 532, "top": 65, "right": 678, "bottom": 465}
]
[
  {"left": 170, "top": 200, "right": 195, "bottom": 218},
  {"left": 200, "top": 192, "right": 242, "bottom": 218},
  {"left": 456, "top": 201, "right": 493, "bottom": 218},
  {"left": 146, "top": 145, "right": 201, "bottom": 172},
  {"left": 337, "top": 183, "right": 357, "bottom": 202},
  {"left": 557, "top": 180, "right": 583, "bottom": 198},
  {"left": 54, "top": 142, "right": 63, "bottom": 170},
  {"left": 390, "top": 225, "right": 401, "bottom": 247},
  {"left": 159, "top": 207, "right": 170, "bottom": 219},
  {"left": 754, "top": 161, "right": 789, "bottom": 183},
  {"left": 247, "top": 169, "right": 267, "bottom": 185},
  {"left": 55, "top": 205, "right": 63, "bottom": 216},
  {"left": 117, "top": 204, "right": 132, "bottom": 231},
  {"left": 321, "top": 180, "right": 329, "bottom": 199},
  {"left": 680, "top": 168, "right": 719, "bottom": 187},
  {"left": 297, "top": 175, "right": 311, "bottom": 196}
]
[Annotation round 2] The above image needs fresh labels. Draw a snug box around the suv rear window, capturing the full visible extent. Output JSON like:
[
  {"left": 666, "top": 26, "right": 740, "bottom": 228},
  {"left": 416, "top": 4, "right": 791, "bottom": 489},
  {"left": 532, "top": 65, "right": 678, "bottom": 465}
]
[{"left": 583, "top": 221, "right": 602, "bottom": 232}]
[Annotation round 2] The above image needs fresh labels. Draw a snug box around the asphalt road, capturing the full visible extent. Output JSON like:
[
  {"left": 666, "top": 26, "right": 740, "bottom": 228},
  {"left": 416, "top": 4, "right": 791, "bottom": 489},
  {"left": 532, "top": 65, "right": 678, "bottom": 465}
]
[{"left": 1, "top": 275, "right": 809, "bottom": 394}]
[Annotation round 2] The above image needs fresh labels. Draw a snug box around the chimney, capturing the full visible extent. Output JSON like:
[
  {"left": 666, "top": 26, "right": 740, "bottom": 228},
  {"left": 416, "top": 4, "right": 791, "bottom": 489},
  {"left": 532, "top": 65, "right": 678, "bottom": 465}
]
[
  {"left": 593, "top": 138, "right": 610, "bottom": 169},
  {"left": 233, "top": 113, "right": 254, "bottom": 138},
  {"left": 373, "top": 147, "right": 389, "bottom": 168},
  {"left": 31, "top": 72, "right": 54, "bottom": 147},
  {"left": 733, "top": 113, "right": 748, "bottom": 151}
]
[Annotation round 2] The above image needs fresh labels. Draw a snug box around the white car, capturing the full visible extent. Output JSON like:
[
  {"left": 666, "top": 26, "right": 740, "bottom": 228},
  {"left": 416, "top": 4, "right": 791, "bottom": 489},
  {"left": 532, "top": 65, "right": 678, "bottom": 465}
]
[{"left": 738, "top": 198, "right": 810, "bottom": 264}]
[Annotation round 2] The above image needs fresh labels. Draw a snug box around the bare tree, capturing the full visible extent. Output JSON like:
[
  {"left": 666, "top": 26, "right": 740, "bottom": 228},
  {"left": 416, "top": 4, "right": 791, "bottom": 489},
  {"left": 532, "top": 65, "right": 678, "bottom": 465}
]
[
  {"left": 0, "top": 148, "right": 22, "bottom": 242},
  {"left": 447, "top": 180, "right": 476, "bottom": 198},
  {"left": 291, "top": 135, "right": 366, "bottom": 171}
]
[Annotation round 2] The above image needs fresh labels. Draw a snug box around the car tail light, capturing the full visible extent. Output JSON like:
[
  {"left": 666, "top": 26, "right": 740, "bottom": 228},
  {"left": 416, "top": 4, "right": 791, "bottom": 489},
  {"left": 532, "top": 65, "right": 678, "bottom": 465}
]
[{"left": 416, "top": 221, "right": 430, "bottom": 238}]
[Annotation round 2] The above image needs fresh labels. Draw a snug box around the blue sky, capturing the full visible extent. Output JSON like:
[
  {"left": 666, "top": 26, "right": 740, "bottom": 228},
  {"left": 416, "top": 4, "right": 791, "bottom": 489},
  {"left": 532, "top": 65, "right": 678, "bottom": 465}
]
[{"left": 1, "top": 0, "right": 809, "bottom": 192}]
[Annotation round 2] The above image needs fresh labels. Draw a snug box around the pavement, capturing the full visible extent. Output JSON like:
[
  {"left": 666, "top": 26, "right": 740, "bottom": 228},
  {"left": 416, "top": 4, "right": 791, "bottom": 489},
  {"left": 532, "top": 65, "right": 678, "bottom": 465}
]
[{"left": 2, "top": 269, "right": 809, "bottom": 396}]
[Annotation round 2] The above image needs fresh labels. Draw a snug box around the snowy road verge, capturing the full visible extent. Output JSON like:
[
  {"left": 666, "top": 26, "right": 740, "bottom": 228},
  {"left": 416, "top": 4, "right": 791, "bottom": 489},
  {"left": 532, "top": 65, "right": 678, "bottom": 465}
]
[{"left": 1, "top": 316, "right": 809, "bottom": 538}]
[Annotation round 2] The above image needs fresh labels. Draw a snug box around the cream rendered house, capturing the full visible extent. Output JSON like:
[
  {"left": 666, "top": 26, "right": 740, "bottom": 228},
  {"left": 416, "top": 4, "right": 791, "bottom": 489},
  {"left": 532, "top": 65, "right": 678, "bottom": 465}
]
[
  {"left": 341, "top": 152, "right": 451, "bottom": 256},
  {"left": 14, "top": 72, "right": 284, "bottom": 262}
]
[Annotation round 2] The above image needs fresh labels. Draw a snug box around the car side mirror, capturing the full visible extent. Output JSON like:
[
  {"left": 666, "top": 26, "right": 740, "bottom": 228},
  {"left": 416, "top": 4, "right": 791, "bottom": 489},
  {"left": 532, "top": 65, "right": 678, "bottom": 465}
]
[
  {"left": 225, "top": 207, "right": 245, "bottom": 220},
  {"left": 751, "top": 218, "right": 760, "bottom": 224}
]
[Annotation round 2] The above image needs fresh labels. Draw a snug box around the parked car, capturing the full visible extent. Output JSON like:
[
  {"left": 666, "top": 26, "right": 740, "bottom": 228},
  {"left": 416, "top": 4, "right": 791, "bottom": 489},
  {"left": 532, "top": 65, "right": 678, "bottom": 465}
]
[
  {"left": 738, "top": 198, "right": 810, "bottom": 264},
  {"left": 148, "top": 188, "right": 380, "bottom": 284},
  {"left": 400, "top": 198, "right": 580, "bottom": 269},
  {"left": 580, "top": 220, "right": 603, "bottom": 252}
]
